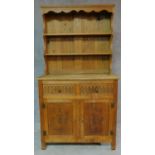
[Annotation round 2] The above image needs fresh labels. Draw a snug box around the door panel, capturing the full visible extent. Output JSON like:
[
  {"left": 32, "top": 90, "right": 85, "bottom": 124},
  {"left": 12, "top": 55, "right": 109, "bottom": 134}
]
[
  {"left": 43, "top": 99, "right": 112, "bottom": 142},
  {"left": 81, "top": 100, "right": 111, "bottom": 140},
  {"left": 44, "top": 100, "right": 77, "bottom": 141},
  {"left": 47, "top": 103, "right": 73, "bottom": 135}
]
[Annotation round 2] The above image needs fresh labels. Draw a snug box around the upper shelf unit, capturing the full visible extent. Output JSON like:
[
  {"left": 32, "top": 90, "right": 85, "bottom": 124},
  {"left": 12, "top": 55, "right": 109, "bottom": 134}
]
[
  {"left": 42, "top": 5, "right": 114, "bottom": 35},
  {"left": 41, "top": 5, "right": 115, "bottom": 74}
]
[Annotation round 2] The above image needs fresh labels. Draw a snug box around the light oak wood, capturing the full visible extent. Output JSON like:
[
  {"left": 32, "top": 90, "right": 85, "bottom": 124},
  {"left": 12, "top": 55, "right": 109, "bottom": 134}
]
[
  {"left": 44, "top": 52, "right": 112, "bottom": 56},
  {"left": 38, "top": 80, "right": 118, "bottom": 149},
  {"left": 38, "top": 81, "right": 47, "bottom": 150},
  {"left": 44, "top": 33, "right": 112, "bottom": 36},
  {"left": 41, "top": 4, "right": 115, "bottom": 15},
  {"left": 81, "top": 100, "right": 110, "bottom": 138},
  {"left": 111, "top": 80, "right": 118, "bottom": 150},
  {"left": 45, "top": 36, "right": 111, "bottom": 54},
  {"left": 38, "top": 74, "right": 118, "bottom": 80},
  {"left": 38, "top": 4, "right": 118, "bottom": 150}
]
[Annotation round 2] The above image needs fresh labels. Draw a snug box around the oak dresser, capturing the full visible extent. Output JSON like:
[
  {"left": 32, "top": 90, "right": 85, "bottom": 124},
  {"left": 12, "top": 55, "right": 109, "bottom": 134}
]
[{"left": 38, "top": 4, "right": 118, "bottom": 150}]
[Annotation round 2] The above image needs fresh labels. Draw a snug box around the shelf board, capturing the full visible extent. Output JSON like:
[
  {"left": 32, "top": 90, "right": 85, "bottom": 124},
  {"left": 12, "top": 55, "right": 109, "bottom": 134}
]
[
  {"left": 44, "top": 52, "right": 112, "bottom": 56},
  {"left": 38, "top": 73, "right": 118, "bottom": 80},
  {"left": 43, "top": 33, "right": 112, "bottom": 36}
]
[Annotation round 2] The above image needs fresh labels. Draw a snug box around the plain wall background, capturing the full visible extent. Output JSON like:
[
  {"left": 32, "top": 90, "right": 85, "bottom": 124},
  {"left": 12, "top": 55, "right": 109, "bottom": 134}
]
[{"left": 34, "top": 0, "right": 121, "bottom": 154}]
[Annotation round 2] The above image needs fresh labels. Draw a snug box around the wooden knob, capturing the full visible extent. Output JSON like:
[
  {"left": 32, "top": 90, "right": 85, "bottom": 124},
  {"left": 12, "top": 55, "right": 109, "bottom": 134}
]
[{"left": 58, "top": 89, "right": 61, "bottom": 93}]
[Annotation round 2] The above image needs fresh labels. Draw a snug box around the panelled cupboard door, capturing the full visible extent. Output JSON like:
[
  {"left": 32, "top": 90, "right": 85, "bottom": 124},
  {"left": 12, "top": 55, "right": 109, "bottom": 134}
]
[
  {"left": 80, "top": 100, "right": 112, "bottom": 142},
  {"left": 43, "top": 100, "right": 78, "bottom": 142}
]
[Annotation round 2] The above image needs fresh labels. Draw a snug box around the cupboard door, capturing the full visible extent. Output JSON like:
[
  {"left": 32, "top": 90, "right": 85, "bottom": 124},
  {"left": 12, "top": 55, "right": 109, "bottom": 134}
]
[
  {"left": 44, "top": 100, "right": 77, "bottom": 142},
  {"left": 81, "top": 100, "right": 112, "bottom": 141}
]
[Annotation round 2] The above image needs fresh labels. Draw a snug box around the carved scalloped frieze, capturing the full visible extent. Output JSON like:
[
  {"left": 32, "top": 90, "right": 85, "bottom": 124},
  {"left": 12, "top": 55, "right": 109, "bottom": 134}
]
[{"left": 41, "top": 6, "right": 114, "bottom": 15}]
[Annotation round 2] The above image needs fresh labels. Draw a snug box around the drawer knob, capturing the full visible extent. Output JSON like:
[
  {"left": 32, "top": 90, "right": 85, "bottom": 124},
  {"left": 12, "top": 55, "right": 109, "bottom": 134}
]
[
  {"left": 58, "top": 89, "right": 62, "bottom": 93},
  {"left": 94, "top": 87, "right": 99, "bottom": 93},
  {"left": 95, "top": 89, "right": 98, "bottom": 93}
]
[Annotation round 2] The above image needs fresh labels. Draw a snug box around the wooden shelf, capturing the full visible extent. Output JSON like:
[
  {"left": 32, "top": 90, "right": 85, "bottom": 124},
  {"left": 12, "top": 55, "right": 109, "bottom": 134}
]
[
  {"left": 38, "top": 73, "right": 118, "bottom": 80},
  {"left": 43, "top": 33, "right": 112, "bottom": 37},
  {"left": 42, "top": 6, "right": 113, "bottom": 75},
  {"left": 44, "top": 52, "right": 112, "bottom": 56}
]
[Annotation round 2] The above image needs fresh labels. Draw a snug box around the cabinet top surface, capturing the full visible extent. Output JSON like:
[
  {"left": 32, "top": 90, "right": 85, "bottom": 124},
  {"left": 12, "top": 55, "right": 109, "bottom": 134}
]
[
  {"left": 37, "top": 74, "right": 118, "bottom": 80},
  {"left": 41, "top": 4, "right": 115, "bottom": 14}
]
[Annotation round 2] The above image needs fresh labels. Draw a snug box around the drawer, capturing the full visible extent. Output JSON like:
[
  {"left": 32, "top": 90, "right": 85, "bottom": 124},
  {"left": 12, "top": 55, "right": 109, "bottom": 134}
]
[
  {"left": 42, "top": 81, "right": 76, "bottom": 97},
  {"left": 42, "top": 80, "right": 115, "bottom": 99},
  {"left": 79, "top": 81, "right": 114, "bottom": 98}
]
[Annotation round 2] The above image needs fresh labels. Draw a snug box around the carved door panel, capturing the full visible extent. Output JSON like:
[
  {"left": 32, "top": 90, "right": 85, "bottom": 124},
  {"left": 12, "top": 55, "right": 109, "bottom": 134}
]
[
  {"left": 44, "top": 100, "right": 77, "bottom": 142},
  {"left": 81, "top": 100, "right": 112, "bottom": 141}
]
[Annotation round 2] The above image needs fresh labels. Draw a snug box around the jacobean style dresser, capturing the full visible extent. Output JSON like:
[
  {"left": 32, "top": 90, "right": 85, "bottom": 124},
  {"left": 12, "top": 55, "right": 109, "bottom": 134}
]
[{"left": 38, "top": 4, "right": 118, "bottom": 150}]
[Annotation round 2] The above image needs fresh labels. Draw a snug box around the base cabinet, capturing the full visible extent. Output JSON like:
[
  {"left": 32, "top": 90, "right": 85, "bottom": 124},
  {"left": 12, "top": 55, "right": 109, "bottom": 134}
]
[{"left": 38, "top": 80, "right": 118, "bottom": 150}]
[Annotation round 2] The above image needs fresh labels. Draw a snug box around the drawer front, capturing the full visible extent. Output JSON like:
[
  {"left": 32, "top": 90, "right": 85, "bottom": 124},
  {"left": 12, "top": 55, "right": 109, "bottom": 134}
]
[
  {"left": 42, "top": 80, "right": 115, "bottom": 99},
  {"left": 43, "top": 82, "right": 76, "bottom": 98},
  {"left": 79, "top": 81, "right": 114, "bottom": 98}
]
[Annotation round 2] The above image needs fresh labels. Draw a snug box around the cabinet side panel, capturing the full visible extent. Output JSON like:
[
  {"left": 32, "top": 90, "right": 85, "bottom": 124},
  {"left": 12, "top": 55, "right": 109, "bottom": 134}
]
[
  {"left": 38, "top": 80, "right": 46, "bottom": 149},
  {"left": 111, "top": 80, "right": 118, "bottom": 149}
]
